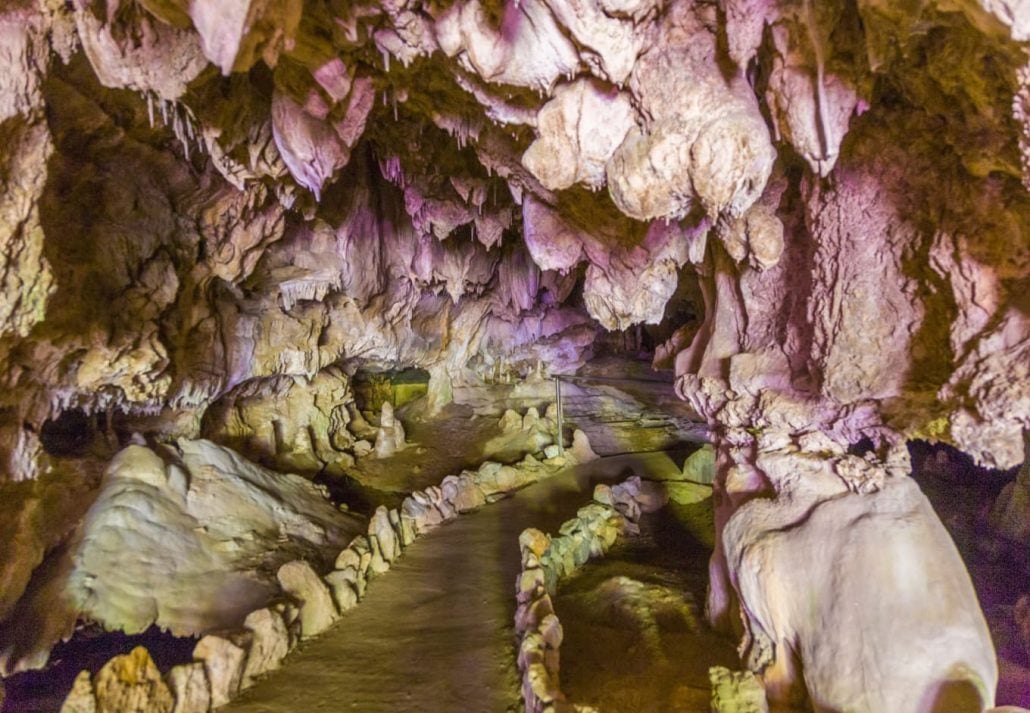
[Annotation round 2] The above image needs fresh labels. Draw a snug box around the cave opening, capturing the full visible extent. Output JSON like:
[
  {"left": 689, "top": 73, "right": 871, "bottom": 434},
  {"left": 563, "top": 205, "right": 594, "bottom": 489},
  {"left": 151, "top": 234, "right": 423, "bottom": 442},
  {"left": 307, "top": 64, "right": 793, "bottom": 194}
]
[{"left": 38, "top": 409, "right": 94, "bottom": 458}]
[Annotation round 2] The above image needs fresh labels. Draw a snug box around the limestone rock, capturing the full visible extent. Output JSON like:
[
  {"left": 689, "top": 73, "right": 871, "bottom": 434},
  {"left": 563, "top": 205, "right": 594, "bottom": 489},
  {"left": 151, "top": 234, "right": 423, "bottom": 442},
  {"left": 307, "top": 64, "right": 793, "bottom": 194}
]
[
  {"left": 709, "top": 666, "right": 768, "bottom": 713},
  {"left": 368, "top": 506, "right": 400, "bottom": 563},
  {"left": 499, "top": 409, "right": 523, "bottom": 434},
  {"left": 723, "top": 471, "right": 997, "bottom": 711},
  {"left": 334, "top": 546, "right": 361, "bottom": 571},
  {"left": 60, "top": 670, "right": 97, "bottom": 713},
  {"left": 166, "top": 663, "right": 210, "bottom": 713},
  {"left": 323, "top": 570, "right": 359, "bottom": 612},
  {"left": 682, "top": 445, "right": 716, "bottom": 485},
  {"left": 523, "top": 80, "right": 636, "bottom": 192},
  {"left": 276, "top": 560, "right": 338, "bottom": 637},
  {"left": 93, "top": 646, "right": 173, "bottom": 713},
  {"left": 570, "top": 429, "right": 598, "bottom": 463},
  {"left": 241, "top": 607, "right": 290, "bottom": 686},
  {"left": 193, "top": 635, "right": 246, "bottom": 708}
]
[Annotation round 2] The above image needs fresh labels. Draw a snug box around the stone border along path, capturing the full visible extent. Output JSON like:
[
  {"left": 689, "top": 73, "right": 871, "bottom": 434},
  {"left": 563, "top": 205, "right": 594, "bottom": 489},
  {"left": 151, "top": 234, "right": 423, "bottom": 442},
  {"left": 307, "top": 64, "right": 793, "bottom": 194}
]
[
  {"left": 58, "top": 406, "right": 592, "bottom": 713},
  {"left": 514, "top": 475, "right": 668, "bottom": 713}
]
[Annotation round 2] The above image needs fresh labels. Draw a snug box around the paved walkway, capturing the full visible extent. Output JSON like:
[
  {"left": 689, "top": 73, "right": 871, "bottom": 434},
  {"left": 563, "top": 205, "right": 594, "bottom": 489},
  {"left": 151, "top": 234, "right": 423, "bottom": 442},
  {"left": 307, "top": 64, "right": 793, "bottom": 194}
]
[{"left": 224, "top": 452, "right": 685, "bottom": 713}]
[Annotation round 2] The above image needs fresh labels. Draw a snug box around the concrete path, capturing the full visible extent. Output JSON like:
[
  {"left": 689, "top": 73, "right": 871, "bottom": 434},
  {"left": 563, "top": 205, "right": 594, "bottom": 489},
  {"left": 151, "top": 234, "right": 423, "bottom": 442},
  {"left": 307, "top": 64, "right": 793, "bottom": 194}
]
[{"left": 224, "top": 452, "right": 685, "bottom": 713}]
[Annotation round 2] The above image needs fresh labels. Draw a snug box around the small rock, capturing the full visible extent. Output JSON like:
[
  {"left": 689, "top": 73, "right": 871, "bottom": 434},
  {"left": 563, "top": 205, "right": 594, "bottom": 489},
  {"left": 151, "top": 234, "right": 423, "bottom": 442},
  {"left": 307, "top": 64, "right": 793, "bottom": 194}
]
[
  {"left": 93, "top": 646, "right": 173, "bottom": 713},
  {"left": 710, "top": 666, "right": 768, "bottom": 712},
  {"left": 324, "top": 570, "right": 360, "bottom": 611},
  {"left": 352, "top": 439, "right": 373, "bottom": 457},
  {"left": 526, "top": 661, "right": 560, "bottom": 703},
  {"left": 682, "top": 444, "right": 716, "bottom": 485},
  {"left": 404, "top": 492, "right": 444, "bottom": 533},
  {"left": 449, "top": 474, "right": 487, "bottom": 512},
  {"left": 543, "top": 444, "right": 561, "bottom": 459},
  {"left": 367, "top": 534, "right": 391, "bottom": 575},
  {"left": 276, "top": 560, "right": 338, "bottom": 637},
  {"left": 242, "top": 608, "right": 290, "bottom": 686},
  {"left": 522, "top": 407, "right": 541, "bottom": 431},
  {"left": 272, "top": 601, "right": 303, "bottom": 649},
  {"left": 515, "top": 593, "right": 556, "bottom": 633},
  {"left": 517, "top": 567, "right": 547, "bottom": 602},
  {"left": 398, "top": 512, "right": 417, "bottom": 546},
  {"left": 335, "top": 545, "right": 361, "bottom": 571},
  {"left": 193, "top": 635, "right": 246, "bottom": 708},
  {"left": 60, "top": 670, "right": 96, "bottom": 713},
  {"left": 519, "top": 528, "right": 551, "bottom": 559},
  {"left": 387, "top": 508, "right": 402, "bottom": 544},
  {"left": 499, "top": 409, "right": 523, "bottom": 433},
  {"left": 368, "top": 506, "right": 400, "bottom": 563},
  {"left": 538, "top": 613, "right": 564, "bottom": 649},
  {"left": 570, "top": 429, "right": 599, "bottom": 462},
  {"left": 166, "top": 663, "right": 210, "bottom": 713}
]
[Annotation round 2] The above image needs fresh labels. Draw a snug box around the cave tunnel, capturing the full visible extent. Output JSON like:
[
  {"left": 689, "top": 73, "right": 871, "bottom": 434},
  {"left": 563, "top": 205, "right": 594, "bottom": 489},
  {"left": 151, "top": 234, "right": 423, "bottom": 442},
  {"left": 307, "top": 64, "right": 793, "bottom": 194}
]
[{"left": 0, "top": 2, "right": 1028, "bottom": 712}]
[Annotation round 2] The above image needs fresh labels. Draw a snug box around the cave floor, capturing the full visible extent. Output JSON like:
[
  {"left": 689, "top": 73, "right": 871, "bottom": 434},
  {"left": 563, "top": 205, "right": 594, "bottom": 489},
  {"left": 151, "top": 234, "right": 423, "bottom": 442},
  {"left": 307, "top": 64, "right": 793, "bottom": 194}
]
[
  {"left": 557, "top": 497, "right": 737, "bottom": 712},
  {"left": 223, "top": 450, "right": 720, "bottom": 713}
]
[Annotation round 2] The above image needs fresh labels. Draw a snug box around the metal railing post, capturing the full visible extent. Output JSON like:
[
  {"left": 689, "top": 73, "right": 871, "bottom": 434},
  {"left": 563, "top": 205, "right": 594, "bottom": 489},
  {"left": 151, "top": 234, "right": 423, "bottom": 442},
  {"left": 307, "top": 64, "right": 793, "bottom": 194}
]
[{"left": 554, "top": 376, "right": 564, "bottom": 455}]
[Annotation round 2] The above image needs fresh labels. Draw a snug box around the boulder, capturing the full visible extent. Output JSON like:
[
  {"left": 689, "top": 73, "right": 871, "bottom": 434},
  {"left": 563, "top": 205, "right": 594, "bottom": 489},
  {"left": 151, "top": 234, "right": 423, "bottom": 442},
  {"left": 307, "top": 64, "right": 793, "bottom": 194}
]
[
  {"left": 166, "top": 663, "right": 210, "bottom": 713},
  {"left": 93, "top": 646, "right": 173, "bottom": 713},
  {"left": 242, "top": 607, "right": 290, "bottom": 686},
  {"left": 193, "top": 635, "right": 245, "bottom": 708},
  {"left": 276, "top": 560, "right": 338, "bottom": 637}
]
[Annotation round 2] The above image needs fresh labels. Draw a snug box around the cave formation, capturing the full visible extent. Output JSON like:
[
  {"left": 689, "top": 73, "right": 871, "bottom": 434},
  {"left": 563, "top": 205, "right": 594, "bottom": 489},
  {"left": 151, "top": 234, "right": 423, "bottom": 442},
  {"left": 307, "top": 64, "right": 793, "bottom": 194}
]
[{"left": 0, "top": 0, "right": 1029, "bottom": 711}]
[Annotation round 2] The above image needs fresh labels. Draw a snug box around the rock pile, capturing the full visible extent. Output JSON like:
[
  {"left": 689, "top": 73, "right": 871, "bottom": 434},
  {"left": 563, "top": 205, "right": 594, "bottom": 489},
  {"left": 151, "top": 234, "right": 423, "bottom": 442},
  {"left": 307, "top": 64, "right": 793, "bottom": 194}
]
[{"left": 513, "top": 476, "right": 664, "bottom": 713}]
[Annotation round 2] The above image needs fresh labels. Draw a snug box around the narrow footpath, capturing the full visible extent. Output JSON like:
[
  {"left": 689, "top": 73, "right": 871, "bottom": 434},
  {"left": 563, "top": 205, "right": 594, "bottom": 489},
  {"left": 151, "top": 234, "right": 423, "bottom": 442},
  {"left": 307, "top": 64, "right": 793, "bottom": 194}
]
[{"left": 224, "top": 452, "right": 691, "bottom": 713}]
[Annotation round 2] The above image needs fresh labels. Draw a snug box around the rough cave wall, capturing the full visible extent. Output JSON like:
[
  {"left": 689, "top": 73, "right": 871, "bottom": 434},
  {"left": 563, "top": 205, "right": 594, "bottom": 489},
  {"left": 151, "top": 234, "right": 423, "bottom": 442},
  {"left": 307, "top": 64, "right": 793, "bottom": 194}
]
[{"left": 0, "top": 0, "right": 1028, "bottom": 698}]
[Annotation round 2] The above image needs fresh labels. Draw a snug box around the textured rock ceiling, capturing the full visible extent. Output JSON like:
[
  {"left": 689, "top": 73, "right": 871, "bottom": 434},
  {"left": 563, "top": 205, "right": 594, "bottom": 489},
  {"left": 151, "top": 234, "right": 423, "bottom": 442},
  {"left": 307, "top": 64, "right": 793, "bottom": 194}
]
[{"left": 0, "top": 0, "right": 1027, "bottom": 489}]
